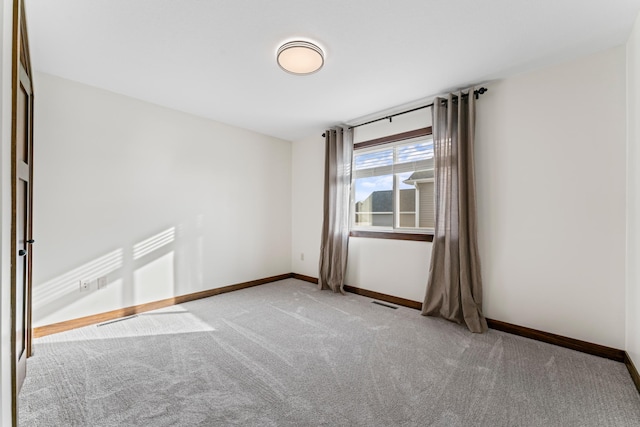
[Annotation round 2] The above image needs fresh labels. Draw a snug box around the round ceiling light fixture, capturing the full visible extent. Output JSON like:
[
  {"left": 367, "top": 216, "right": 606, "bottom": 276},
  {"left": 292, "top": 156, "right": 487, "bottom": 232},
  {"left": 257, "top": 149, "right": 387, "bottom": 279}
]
[{"left": 277, "top": 40, "right": 324, "bottom": 75}]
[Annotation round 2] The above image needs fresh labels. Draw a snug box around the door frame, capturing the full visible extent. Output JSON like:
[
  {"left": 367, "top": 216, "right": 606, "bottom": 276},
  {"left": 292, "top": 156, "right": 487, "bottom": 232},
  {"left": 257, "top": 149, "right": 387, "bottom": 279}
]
[{"left": 10, "top": 0, "right": 33, "bottom": 424}]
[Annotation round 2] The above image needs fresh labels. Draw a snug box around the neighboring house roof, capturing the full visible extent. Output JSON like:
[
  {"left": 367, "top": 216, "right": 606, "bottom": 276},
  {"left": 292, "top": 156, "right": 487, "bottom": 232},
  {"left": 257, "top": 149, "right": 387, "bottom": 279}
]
[
  {"left": 357, "top": 189, "right": 415, "bottom": 213},
  {"left": 371, "top": 190, "right": 393, "bottom": 212},
  {"left": 403, "top": 170, "right": 434, "bottom": 185}
]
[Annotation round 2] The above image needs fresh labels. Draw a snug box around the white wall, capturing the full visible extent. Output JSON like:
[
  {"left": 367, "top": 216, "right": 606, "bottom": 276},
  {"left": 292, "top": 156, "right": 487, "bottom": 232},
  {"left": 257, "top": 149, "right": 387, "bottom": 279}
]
[
  {"left": 292, "top": 46, "right": 628, "bottom": 349},
  {"left": 291, "top": 133, "right": 324, "bottom": 278},
  {"left": 32, "top": 72, "right": 292, "bottom": 327},
  {"left": 346, "top": 238, "right": 431, "bottom": 301},
  {"left": 476, "top": 46, "right": 627, "bottom": 349},
  {"left": 352, "top": 108, "right": 432, "bottom": 143},
  {"left": 1, "top": 0, "right": 13, "bottom": 423},
  {"left": 627, "top": 13, "right": 640, "bottom": 368}
]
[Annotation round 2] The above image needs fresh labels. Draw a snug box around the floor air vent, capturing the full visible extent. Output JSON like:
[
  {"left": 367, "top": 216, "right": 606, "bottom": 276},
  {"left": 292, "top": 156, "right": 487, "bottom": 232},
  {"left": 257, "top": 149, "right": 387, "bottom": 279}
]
[
  {"left": 372, "top": 301, "right": 398, "bottom": 309},
  {"left": 97, "top": 315, "right": 138, "bottom": 327}
]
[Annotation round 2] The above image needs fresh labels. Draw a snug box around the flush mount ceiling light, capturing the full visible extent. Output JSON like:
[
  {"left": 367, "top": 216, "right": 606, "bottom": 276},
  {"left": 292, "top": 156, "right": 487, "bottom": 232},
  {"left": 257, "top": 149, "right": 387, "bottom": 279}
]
[{"left": 277, "top": 41, "right": 324, "bottom": 75}]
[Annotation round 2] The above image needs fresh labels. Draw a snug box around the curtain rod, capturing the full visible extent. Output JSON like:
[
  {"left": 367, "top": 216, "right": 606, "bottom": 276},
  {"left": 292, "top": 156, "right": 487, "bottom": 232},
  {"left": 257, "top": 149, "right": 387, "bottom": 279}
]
[{"left": 322, "top": 87, "right": 488, "bottom": 138}]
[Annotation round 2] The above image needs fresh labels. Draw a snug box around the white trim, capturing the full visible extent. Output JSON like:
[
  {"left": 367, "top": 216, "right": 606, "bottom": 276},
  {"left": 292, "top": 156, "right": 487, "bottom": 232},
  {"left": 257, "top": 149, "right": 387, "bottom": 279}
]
[{"left": 350, "top": 226, "right": 435, "bottom": 234}]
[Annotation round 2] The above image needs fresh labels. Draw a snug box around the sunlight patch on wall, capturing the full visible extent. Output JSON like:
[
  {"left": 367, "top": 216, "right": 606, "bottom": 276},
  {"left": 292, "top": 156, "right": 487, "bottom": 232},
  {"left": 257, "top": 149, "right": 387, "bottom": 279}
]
[
  {"left": 133, "top": 227, "right": 175, "bottom": 260},
  {"left": 133, "top": 252, "right": 175, "bottom": 305},
  {"left": 34, "top": 249, "right": 124, "bottom": 311}
]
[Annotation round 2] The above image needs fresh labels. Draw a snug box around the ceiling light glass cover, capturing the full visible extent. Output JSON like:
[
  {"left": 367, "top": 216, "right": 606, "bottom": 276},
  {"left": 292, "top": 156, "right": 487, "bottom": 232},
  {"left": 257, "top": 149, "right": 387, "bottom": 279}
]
[{"left": 277, "top": 41, "right": 324, "bottom": 75}]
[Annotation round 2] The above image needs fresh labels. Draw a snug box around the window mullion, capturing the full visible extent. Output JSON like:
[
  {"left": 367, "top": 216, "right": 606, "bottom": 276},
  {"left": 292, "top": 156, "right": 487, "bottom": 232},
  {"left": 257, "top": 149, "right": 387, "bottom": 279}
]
[
  {"left": 393, "top": 174, "right": 398, "bottom": 229},
  {"left": 393, "top": 147, "right": 398, "bottom": 230},
  {"left": 352, "top": 146, "right": 356, "bottom": 229},
  {"left": 415, "top": 187, "right": 420, "bottom": 228}
]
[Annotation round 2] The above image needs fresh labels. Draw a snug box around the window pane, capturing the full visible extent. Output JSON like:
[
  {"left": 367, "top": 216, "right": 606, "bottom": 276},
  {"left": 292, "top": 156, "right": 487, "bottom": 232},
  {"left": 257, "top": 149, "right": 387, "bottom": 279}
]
[
  {"left": 396, "top": 172, "right": 416, "bottom": 228},
  {"left": 399, "top": 169, "right": 434, "bottom": 229},
  {"left": 354, "top": 174, "right": 393, "bottom": 227},
  {"left": 354, "top": 149, "right": 393, "bottom": 171},
  {"left": 396, "top": 140, "right": 433, "bottom": 164},
  {"left": 417, "top": 181, "right": 435, "bottom": 228},
  {"left": 351, "top": 135, "right": 435, "bottom": 232}
]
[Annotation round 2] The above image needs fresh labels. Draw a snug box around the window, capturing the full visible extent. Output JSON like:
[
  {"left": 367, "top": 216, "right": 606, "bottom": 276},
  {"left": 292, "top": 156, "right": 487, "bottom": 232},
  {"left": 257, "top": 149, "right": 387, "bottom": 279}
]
[{"left": 351, "top": 128, "right": 434, "bottom": 237}]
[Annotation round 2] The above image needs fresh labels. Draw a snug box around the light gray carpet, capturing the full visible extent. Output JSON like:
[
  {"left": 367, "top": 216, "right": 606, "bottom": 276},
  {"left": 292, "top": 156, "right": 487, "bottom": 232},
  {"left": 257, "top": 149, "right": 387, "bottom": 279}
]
[{"left": 19, "top": 279, "right": 640, "bottom": 426}]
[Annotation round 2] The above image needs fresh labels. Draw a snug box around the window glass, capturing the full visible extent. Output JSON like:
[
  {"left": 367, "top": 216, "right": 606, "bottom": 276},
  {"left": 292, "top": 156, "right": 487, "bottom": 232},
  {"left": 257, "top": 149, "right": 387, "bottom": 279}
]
[
  {"left": 352, "top": 135, "right": 434, "bottom": 233},
  {"left": 354, "top": 149, "right": 393, "bottom": 171},
  {"left": 396, "top": 141, "right": 433, "bottom": 164},
  {"left": 354, "top": 175, "right": 393, "bottom": 227}
]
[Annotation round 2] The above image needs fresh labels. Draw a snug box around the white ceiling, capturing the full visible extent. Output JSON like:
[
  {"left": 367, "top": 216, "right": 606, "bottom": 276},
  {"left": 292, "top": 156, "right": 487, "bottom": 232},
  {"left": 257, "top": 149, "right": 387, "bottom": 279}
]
[{"left": 25, "top": 0, "right": 640, "bottom": 141}]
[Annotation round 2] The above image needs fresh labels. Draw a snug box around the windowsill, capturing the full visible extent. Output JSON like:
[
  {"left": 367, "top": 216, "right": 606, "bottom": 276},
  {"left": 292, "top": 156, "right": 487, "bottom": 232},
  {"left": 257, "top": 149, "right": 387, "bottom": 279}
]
[{"left": 349, "top": 230, "right": 434, "bottom": 242}]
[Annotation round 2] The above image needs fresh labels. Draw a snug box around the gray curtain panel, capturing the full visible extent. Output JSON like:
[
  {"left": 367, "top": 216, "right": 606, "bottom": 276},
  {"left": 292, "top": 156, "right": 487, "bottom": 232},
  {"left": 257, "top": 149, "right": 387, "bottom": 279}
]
[
  {"left": 319, "top": 127, "right": 353, "bottom": 293},
  {"left": 422, "top": 91, "right": 488, "bottom": 333}
]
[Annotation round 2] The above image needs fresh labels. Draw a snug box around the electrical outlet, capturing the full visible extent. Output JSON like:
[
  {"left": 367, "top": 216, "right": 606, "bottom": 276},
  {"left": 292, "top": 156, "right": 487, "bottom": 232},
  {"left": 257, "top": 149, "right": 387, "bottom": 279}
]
[
  {"left": 97, "top": 276, "right": 107, "bottom": 290},
  {"left": 79, "top": 280, "right": 91, "bottom": 292},
  {"left": 300, "top": 253, "right": 304, "bottom": 261}
]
